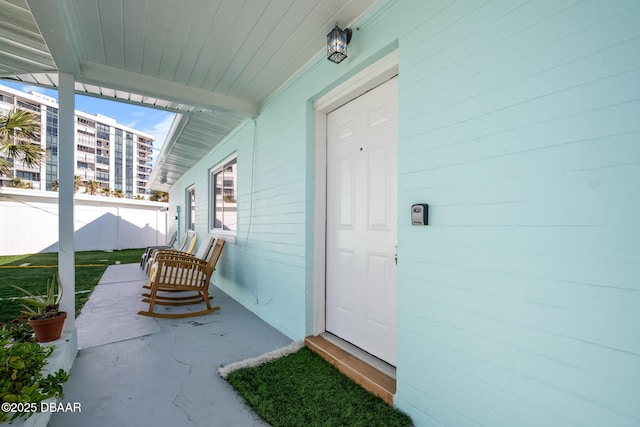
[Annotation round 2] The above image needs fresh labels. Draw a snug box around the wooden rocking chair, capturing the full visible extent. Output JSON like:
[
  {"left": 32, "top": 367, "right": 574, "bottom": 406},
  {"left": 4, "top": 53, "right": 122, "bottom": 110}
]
[
  {"left": 139, "top": 230, "right": 178, "bottom": 269},
  {"left": 144, "top": 234, "right": 214, "bottom": 288},
  {"left": 138, "top": 239, "right": 225, "bottom": 319},
  {"left": 144, "top": 231, "right": 197, "bottom": 273}
]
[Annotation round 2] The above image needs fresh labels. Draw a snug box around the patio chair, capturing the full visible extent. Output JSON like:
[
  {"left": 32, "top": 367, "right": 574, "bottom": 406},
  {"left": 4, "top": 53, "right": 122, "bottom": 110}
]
[
  {"left": 139, "top": 230, "right": 178, "bottom": 269},
  {"left": 144, "top": 234, "right": 214, "bottom": 288},
  {"left": 138, "top": 239, "right": 225, "bottom": 319},
  {"left": 144, "top": 231, "right": 196, "bottom": 273},
  {"left": 142, "top": 231, "right": 189, "bottom": 271}
]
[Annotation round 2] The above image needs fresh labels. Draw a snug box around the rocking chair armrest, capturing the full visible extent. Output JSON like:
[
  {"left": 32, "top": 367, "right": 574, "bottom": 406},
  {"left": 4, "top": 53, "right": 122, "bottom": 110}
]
[
  {"left": 155, "top": 250, "right": 195, "bottom": 259},
  {"left": 154, "top": 248, "right": 181, "bottom": 256},
  {"left": 152, "top": 249, "right": 185, "bottom": 262},
  {"left": 155, "top": 253, "right": 201, "bottom": 264}
]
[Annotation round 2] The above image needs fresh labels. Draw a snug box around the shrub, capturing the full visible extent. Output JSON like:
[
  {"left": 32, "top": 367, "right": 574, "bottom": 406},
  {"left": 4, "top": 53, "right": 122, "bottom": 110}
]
[{"left": 0, "top": 319, "right": 69, "bottom": 423}]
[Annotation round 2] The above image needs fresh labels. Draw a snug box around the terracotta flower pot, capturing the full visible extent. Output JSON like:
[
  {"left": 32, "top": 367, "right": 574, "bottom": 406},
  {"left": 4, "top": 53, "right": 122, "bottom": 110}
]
[{"left": 28, "top": 312, "right": 67, "bottom": 343}]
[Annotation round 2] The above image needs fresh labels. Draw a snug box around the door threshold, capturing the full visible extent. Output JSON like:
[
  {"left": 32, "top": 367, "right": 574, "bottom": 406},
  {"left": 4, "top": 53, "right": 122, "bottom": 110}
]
[
  {"left": 319, "top": 332, "right": 396, "bottom": 379},
  {"left": 305, "top": 333, "right": 396, "bottom": 405}
]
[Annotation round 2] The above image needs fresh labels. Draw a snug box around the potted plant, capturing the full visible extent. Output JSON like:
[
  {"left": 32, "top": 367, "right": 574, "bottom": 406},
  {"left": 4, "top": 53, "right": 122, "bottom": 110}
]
[{"left": 11, "top": 273, "right": 67, "bottom": 343}]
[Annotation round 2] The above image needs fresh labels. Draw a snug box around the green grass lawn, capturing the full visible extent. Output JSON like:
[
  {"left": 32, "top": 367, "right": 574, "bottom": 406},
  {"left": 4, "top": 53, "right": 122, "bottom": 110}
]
[
  {"left": 226, "top": 347, "right": 413, "bottom": 427},
  {"left": 0, "top": 248, "right": 144, "bottom": 323}
]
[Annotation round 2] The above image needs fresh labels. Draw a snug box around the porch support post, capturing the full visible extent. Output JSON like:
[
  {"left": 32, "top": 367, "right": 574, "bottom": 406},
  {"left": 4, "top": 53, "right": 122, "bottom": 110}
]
[{"left": 58, "top": 72, "right": 76, "bottom": 333}]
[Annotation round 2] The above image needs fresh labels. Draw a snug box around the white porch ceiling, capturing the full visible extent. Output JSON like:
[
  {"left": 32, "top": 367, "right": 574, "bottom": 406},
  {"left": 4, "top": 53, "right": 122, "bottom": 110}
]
[{"left": 0, "top": 0, "right": 378, "bottom": 190}]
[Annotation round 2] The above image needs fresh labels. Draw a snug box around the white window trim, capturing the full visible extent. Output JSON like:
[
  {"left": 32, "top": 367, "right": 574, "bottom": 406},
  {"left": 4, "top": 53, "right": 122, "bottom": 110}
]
[
  {"left": 185, "top": 185, "right": 196, "bottom": 231},
  {"left": 209, "top": 153, "right": 238, "bottom": 241}
]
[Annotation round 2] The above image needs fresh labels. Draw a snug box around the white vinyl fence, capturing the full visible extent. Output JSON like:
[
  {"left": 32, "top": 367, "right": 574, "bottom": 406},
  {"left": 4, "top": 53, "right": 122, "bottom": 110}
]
[{"left": 0, "top": 187, "right": 169, "bottom": 256}]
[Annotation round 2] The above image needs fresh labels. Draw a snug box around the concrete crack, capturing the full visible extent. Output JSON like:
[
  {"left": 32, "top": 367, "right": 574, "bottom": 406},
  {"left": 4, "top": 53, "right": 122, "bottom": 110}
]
[{"left": 169, "top": 328, "right": 197, "bottom": 427}]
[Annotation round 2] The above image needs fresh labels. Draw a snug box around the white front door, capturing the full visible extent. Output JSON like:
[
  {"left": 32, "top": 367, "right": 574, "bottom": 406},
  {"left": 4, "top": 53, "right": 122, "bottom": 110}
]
[{"left": 325, "top": 76, "right": 398, "bottom": 365}]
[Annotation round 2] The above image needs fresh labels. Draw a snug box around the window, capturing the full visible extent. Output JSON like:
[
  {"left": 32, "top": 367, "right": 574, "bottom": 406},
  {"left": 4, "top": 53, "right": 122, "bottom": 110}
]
[
  {"left": 45, "top": 106, "right": 58, "bottom": 191},
  {"left": 96, "top": 171, "right": 109, "bottom": 181},
  {"left": 17, "top": 100, "right": 39, "bottom": 112},
  {"left": 210, "top": 156, "right": 237, "bottom": 233},
  {"left": 97, "top": 155, "right": 109, "bottom": 165},
  {"left": 114, "top": 129, "right": 123, "bottom": 190},
  {"left": 77, "top": 117, "right": 95, "bottom": 127},
  {"left": 77, "top": 130, "right": 96, "bottom": 148},
  {"left": 96, "top": 123, "right": 110, "bottom": 141},
  {"left": 16, "top": 170, "right": 40, "bottom": 181},
  {"left": 186, "top": 186, "right": 196, "bottom": 231},
  {"left": 125, "top": 132, "right": 133, "bottom": 197}
]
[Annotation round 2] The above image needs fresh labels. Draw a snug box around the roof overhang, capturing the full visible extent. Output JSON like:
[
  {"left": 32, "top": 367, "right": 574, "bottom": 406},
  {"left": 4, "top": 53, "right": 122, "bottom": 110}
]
[{"left": 0, "top": 0, "right": 378, "bottom": 190}]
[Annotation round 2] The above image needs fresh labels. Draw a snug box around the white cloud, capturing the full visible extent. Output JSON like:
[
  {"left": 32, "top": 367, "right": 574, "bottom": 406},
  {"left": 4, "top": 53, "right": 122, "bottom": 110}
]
[
  {"left": 20, "top": 84, "right": 47, "bottom": 95},
  {"left": 143, "top": 113, "right": 175, "bottom": 151}
]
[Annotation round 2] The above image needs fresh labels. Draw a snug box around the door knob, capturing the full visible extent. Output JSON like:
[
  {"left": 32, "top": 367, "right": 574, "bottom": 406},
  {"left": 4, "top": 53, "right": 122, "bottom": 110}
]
[{"left": 394, "top": 243, "right": 398, "bottom": 265}]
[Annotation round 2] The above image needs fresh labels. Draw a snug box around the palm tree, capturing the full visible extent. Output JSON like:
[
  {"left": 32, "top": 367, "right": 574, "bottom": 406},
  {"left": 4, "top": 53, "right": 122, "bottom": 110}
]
[
  {"left": 73, "top": 175, "right": 82, "bottom": 193},
  {"left": 0, "top": 108, "right": 44, "bottom": 177},
  {"left": 85, "top": 180, "right": 100, "bottom": 195},
  {"left": 51, "top": 179, "right": 59, "bottom": 191},
  {"left": 113, "top": 189, "right": 125, "bottom": 198},
  {"left": 150, "top": 190, "right": 169, "bottom": 202},
  {"left": 8, "top": 177, "right": 33, "bottom": 189},
  {"left": 101, "top": 187, "right": 111, "bottom": 197}
]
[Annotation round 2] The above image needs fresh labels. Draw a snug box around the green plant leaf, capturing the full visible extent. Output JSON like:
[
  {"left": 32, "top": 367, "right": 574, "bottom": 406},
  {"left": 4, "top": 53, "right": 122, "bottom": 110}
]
[
  {"left": 9, "top": 357, "right": 25, "bottom": 369},
  {"left": 3, "top": 393, "right": 19, "bottom": 402},
  {"left": 54, "top": 272, "right": 64, "bottom": 305},
  {"left": 11, "top": 284, "right": 40, "bottom": 299}
]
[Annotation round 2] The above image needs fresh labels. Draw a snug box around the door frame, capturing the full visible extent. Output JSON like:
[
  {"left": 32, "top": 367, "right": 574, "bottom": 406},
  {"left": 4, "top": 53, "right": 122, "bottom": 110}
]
[{"left": 312, "top": 51, "right": 399, "bottom": 335}]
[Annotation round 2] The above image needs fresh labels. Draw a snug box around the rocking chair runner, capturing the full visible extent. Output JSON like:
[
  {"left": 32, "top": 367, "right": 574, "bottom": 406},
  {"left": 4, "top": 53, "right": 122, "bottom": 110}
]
[{"left": 138, "top": 239, "right": 225, "bottom": 319}]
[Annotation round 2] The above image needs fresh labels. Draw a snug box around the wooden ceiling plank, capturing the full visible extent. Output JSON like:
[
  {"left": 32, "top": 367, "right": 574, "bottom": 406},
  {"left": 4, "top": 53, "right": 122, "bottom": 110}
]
[
  {"left": 203, "top": 0, "right": 269, "bottom": 93},
  {"left": 24, "top": 0, "right": 81, "bottom": 74},
  {"left": 171, "top": 0, "right": 222, "bottom": 86},
  {"left": 214, "top": 0, "right": 295, "bottom": 96},
  {"left": 249, "top": 0, "right": 374, "bottom": 104},
  {"left": 187, "top": 0, "right": 244, "bottom": 89},
  {"left": 0, "top": 54, "right": 49, "bottom": 75},
  {"left": 67, "top": 0, "right": 104, "bottom": 64},
  {"left": 140, "top": 0, "right": 172, "bottom": 78},
  {"left": 0, "top": 24, "right": 48, "bottom": 51},
  {"left": 0, "top": 36, "right": 53, "bottom": 64},
  {"left": 121, "top": 0, "right": 146, "bottom": 73},
  {"left": 157, "top": 0, "right": 198, "bottom": 82},
  {"left": 97, "top": 0, "right": 124, "bottom": 69},
  {"left": 233, "top": 0, "right": 342, "bottom": 102},
  {"left": 1, "top": 0, "right": 40, "bottom": 32}
]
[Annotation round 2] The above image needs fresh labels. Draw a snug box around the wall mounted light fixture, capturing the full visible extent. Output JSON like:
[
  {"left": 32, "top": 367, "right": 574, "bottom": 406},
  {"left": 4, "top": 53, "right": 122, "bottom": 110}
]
[{"left": 327, "top": 23, "right": 352, "bottom": 64}]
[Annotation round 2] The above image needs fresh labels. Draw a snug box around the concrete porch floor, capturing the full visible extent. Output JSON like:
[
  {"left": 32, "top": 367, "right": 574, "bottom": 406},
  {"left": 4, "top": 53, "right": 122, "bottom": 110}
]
[{"left": 49, "top": 263, "right": 292, "bottom": 427}]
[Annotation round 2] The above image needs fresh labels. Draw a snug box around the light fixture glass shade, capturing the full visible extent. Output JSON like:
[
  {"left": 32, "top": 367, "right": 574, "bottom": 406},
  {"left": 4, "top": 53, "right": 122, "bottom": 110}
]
[{"left": 327, "top": 24, "right": 349, "bottom": 64}]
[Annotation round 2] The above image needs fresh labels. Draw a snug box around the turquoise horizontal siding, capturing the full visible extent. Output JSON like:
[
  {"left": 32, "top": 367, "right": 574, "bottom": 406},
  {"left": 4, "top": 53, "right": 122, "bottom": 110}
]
[
  {"left": 170, "top": 110, "right": 309, "bottom": 339},
  {"left": 168, "top": 0, "right": 640, "bottom": 425},
  {"left": 395, "top": 0, "right": 640, "bottom": 425}
]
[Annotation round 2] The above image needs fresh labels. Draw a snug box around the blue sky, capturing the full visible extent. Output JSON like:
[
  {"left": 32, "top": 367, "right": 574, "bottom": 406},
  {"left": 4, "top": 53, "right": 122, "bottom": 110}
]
[{"left": 0, "top": 80, "right": 175, "bottom": 158}]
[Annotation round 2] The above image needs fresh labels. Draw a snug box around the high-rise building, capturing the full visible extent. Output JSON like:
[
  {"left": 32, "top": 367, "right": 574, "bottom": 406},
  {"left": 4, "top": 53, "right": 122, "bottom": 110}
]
[{"left": 0, "top": 84, "right": 154, "bottom": 197}]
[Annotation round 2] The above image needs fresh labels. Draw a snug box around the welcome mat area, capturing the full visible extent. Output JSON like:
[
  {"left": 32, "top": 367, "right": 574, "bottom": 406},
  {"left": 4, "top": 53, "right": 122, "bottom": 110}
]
[{"left": 219, "top": 344, "right": 412, "bottom": 427}]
